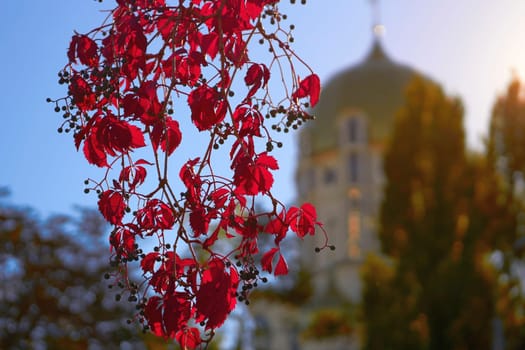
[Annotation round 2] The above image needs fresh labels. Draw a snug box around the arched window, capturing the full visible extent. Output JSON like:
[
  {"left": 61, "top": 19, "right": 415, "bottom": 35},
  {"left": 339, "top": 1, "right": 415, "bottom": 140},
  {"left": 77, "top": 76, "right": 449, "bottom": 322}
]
[
  {"left": 348, "top": 117, "right": 359, "bottom": 143},
  {"left": 341, "top": 114, "right": 367, "bottom": 145},
  {"left": 324, "top": 167, "right": 337, "bottom": 185},
  {"left": 348, "top": 153, "right": 359, "bottom": 183}
]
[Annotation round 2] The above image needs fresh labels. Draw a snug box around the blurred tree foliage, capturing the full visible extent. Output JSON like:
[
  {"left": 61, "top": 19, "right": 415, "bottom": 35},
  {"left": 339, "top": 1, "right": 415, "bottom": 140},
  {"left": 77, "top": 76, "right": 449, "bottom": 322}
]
[
  {"left": 0, "top": 191, "right": 180, "bottom": 349},
  {"left": 361, "top": 77, "right": 525, "bottom": 350},
  {"left": 301, "top": 307, "right": 353, "bottom": 340},
  {"left": 486, "top": 78, "right": 525, "bottom": 349}
]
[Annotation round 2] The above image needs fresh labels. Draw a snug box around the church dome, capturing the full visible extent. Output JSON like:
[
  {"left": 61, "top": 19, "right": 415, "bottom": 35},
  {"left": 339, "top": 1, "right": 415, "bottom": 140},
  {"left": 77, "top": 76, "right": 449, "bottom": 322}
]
[{"left": 306, "top": 39, "right": 420, "bottom": 154}]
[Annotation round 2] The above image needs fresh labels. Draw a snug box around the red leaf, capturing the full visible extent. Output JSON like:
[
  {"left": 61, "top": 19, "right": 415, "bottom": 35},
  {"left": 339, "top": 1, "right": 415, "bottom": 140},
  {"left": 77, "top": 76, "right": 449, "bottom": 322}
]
[
  {"left": 245, "top": 0, "right": 276, "bottom": 20},
  {"left": 141, "top": 252, "right": 159, "bottom": 273},
  {"left": 109, "top": 224, "right": 138, "bottom": 258},
  {"left": 195, "top": 258, "right": 239, "bottom": 330},
  {"left": 224, "top": 33, "right": 249, "bottom": 67},
  {"left": 210, "top": 188, "right": 229, "bottom": 208},
  {"left": 176, "top": 327, "right": 201, "bottom": 350},
  {"left": 119, "top": 164, "right": 147, "bottom": 190},
  {"left": 257, "top": 152, "right": 279, "bottom": 170},
  {"left": 68, "top": 34, "right": 99, "bottom": 67},
  {"left": 98, "top": 190, "right": 126, "bottom": 225},
  {"left": 175, "top": 50, "right": 205, "bottom": 86},
  {"left": 201, "top": 32, "right": 219, "bottom": 59},
  {"left": 164, "top": 293, "right": 192, "bottom": 338},
  {"left": 261, "top": 247, "right": 279, "bottom": 273},
  {"left": 122, "top": 81, "right": 162, "bottom": 125},
  {"left": 275, "top": 254, "right": 289, "bottom": 276},
  {"left": 233, "top": 105, "right": 263, "bottom": 137},
  {"left": 189, "top": 206, "right": 209, "bottom": 236},
  {"left": 244, "top": 64, "right": 262, "bottom": 86},
  {"left": 292, "top": 74, "right": 321, "bottom": 107},
  {"left": 233, "top": 153, "right": 279, "bottom": 195},
  {"left": 69, "top": 74, "right": 96, "bottom": 112},
  {"left": 288, "top": 203, "right": 317, "bottom": 238},
  {"left": 244, "top": 64, "right": 269, "bottom": 100},
  {"left": 265, "top": 210, "right": 288, "bottom": 245},
  {"left": 135, "top": 158, "right": 153, "bottom": 165},
  {"left": 132, "top": 0, "right": 166, "bottom": 9},
  {"left": 179, "top": 158, "right": 202, "bottom": 204},
  {"left": 137, "top": 199, "right": 175, "bottom": 230},
  {"left": 156, "top": 9, "right": 177, "bottom": 41},
  {"left": 144, "top": 296, "right": 164, "bottom": 337},
  {"left": 188, "top": 85, "right": 226, "bottom": 131},
  {"left": 150, "top": 117, "right": 182, "bottom": 155},
  {"left": 96, "top": 116, "right": 146, "bottom": 157},
  {"left": 83, "top": 131, "right": 108, "bottom": 167},
  {"left": 203, "top": 224, "right": 223, "bottom": 249}
]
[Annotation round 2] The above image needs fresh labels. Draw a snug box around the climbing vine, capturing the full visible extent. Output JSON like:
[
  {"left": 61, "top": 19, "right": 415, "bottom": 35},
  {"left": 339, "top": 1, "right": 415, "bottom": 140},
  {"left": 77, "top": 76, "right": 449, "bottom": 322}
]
[{"left": 49, "top": 0, "right": 326, "bottom": 348}]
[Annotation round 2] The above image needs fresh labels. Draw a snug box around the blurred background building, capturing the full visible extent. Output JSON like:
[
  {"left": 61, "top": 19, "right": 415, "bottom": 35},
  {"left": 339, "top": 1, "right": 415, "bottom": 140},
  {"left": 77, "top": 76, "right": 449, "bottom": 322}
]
[{"left": 250, "top": 23, "right": 428, "bottom": 349}]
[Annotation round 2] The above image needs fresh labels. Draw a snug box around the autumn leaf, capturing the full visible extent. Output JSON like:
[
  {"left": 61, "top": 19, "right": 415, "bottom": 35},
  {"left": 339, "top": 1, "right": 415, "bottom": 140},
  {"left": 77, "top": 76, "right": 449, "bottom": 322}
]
[
  {"left": 261, "top": 247, "right": 279, "bottom": 273},
  {"left": 98, "top": 190, "right": 126, "bottom": 225},
  {"left": 195, "top": 258, "right": 239, "bottom": 330},
  {"left": 163, "top": 293, "right": 192, "bottom": 338},
  {"left": 96, "top": 116, "right": 146, "bottom": 156},
  {"left": 119, "top": 161, "right": 148, "bottom": 190},
  {"left": 137, "top": 199, "right": 175, "bottom": 230},
  {"left": 292, "top": 74, "right": 321, "bottom": 107},
  {"left": 188, "top": 85, "right": 227, "bottom": 131},
  {"left": 144, "top": 296, "right": 164, "bottom": 337},
  {"left": 110, "top": 224, "right": 138, "bottom": 258},
  {"left": 244, "top": 63, "right": 270, "bottom": 100},
  {"left": 68, "top": 75, "right": 96, "bottom": 112},
  {"left": 288, "top": 203, "right": 318, "bottom": 238},
  {"left": 176, "top": 327, "right": 201, "bottom": 350},
  {"left": 83, "top": 131, "right": 108, "bottom": 167},
  {"left": 265, "top": 210, "right": 289, "bottom": 245},
  {"left": 233, "top": 152, "right": 279, "bottom": 195},
  {"left": 275, "top": 254, "right": 289, "bottom": 276},
  {"left": 261, "top": 247, "right": 288, "bottom": 276},
  {"left": 140, "top": 252, "right": 160, "bottom": 274},
  {"left": 68, "top": 34, "right": 99, "bottom": 67}
]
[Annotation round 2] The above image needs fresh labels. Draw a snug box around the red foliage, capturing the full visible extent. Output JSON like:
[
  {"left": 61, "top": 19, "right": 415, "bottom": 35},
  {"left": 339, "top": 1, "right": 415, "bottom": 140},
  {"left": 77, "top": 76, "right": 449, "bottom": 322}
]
[
  {"left": 68, "top": 75, "right": 96, "bottom": 112},
  {"left": 176, "top": 327, "right": 201, "bottom": 350},
  {"left": 233, "top": 152, "right": 278, "bottom": 195},
  {"left": 98, "top": 190, "right": 126, "bottom": 225},
  {"left": 188, "top": 84, "right": 227, "bottom": 131},
  {"left": 195, "top": 258, "right": 239, "bottom": 330},
  {"left": 119, "top": 159, "right": 150, "bottom": 191},
  {"left": 52, "top": 0, "right": 328, "bottom": 347},
  {"left": 288, "top": 202, "right": 318, "bottom": 238},
  {"left": 150, "top": 117, "right": 182, "bottom": 155},
  {"left": 68, "top": 35, "right": 99, "bottom": 68},
  {"left": 110, "top": 224, "right": 139, "bottom": 258},
  {"left": 136, "top": 199, "right": 175, "bottom": 231},
  {"left": 292, "top": 73, "right": 321, "bottom": 107}
]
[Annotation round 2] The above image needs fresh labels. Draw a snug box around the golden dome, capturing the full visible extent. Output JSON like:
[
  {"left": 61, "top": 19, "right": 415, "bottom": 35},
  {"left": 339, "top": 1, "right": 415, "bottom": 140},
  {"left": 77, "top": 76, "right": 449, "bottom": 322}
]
[{"left": 306, "top": 39, "right": 420, "bottom": 154}]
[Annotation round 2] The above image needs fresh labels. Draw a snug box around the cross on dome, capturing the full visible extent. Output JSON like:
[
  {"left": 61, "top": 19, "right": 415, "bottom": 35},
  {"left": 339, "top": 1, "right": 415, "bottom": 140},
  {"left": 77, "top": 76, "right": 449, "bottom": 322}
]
[{"left": 369, "top": 0, "right": 386, "bottom": 37}]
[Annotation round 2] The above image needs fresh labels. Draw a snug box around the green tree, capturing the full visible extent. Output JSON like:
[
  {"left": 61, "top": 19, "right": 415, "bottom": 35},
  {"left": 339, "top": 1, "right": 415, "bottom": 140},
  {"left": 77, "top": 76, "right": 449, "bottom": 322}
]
[
  {"left": 362, "top": 77, "right": 497, "bottom": 350},
  {"left": 361, "top": 254, "right": 420, "bottom": 349}
]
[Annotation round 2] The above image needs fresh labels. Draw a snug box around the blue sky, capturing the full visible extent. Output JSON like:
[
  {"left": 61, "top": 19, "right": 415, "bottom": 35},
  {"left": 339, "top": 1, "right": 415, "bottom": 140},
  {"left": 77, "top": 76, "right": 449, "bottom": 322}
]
[{"left": 2, "top": 0, "right": 525, "bottom": 216}]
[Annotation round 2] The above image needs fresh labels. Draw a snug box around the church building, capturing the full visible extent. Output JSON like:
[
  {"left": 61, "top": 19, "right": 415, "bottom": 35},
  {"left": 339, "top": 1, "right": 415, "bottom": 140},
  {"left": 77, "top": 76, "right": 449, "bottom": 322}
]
[{"left": 249, "top": 22, "right": 430, "bottom": 350}]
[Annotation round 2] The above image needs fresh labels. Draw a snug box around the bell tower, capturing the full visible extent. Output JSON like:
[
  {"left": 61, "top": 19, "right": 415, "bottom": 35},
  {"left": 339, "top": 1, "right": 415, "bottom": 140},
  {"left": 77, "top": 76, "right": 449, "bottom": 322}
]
[{"left": 295, "top": 0, "right": 418, "bottom": 303}]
